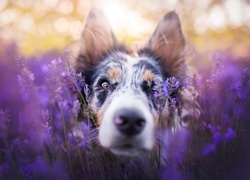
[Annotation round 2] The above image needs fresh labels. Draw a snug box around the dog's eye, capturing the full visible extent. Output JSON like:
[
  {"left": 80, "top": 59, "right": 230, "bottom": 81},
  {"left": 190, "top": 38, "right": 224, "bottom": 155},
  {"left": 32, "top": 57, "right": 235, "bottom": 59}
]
[
  {"left": 151, "top": 84, "right": 157, "bottom": 91},
  {"left": 101, "top": 81, "right": 110, "bottom": 89}
]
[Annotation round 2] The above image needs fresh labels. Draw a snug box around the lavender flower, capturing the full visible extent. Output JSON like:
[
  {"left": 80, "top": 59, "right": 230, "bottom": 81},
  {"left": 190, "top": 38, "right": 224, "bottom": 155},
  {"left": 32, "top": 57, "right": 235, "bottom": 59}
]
[
  {"left": 76, "top": 73, "right": 87, "bottom": 90},
  {"left": 0, "top": 163, "right": 11, "bottom": 178},
  {"left": 213, "top": 131, "right": 221, "bottom": 144},
  {"left": 190, "top": 73, "right": 202, "bottom": 89},
  {"left": 46, "top": 58, "right": 66, "bottom": 107},
  {"left": 202, "top": 143, "right": 216, "bottom": 156},
  {"left": 164, "top": 77, "right": 180, "bottom": 96},
  {"left": 169, "top": 97, "right": 177, "bottom": 113},
  {"left": 206, "top": 53, "right": 225, "bottom": 87},
  {"left": 0, "top": 108, "right": 11, "bottom": 133},
  {"left": 11, "top": 138, "right": 31, "bottom": 159},
  {"left": 41, "top": 109, "right": 51, "bottom": 137},
  {"left": 68, "top": 65, "right": 77, "bottom": 84},
  {"left": 41, "top": 109, "right": 49, "bottom": 123},
  {"left": 240, "top": 67, "right": 250, "bottom": 90},
  {"left": 199, "top": 121, "right": 207, "bottom": 135},
  {"left": 16, "top": 56, "right": 38, "bottom": 101},
  {"left": 19, "top": 164, "right": 33, "bottom": 180},
  {"left": 83, "top": 84, "right": 90, "bottom": 103},
  {"left": 62, "top": 49, "right": 72, "bottom": 57},
  {"left": 153, "top": 90, "right": 160, "bottom": 99},
  {"left": 177, "top": 63, "right": 188, "bottom": 88},
  {"left": 72, "top": 100, "right": 81, "bottom": 118},
  {"left": 224, "top": 128, "right": 236, "bottom": 141},
  {"left": 15, "top": 55, "right": 28, "bottom": 68}
]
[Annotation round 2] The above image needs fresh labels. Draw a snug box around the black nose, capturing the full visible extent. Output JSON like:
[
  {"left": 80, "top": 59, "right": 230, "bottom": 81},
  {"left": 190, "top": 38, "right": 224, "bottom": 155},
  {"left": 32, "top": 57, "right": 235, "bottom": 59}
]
[{"left": 114, "top": 109, "right": 146, "bottom": 136}]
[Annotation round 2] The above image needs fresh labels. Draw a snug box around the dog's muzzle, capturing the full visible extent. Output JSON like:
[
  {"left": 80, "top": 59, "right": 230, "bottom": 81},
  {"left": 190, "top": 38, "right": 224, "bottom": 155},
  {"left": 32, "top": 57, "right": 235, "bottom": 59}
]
[
  {"left": 98, "top": 93, "right": 155, "bottom": 156},
  {"left": 114, "top": 108, "right": 146, "bottom": 137}
]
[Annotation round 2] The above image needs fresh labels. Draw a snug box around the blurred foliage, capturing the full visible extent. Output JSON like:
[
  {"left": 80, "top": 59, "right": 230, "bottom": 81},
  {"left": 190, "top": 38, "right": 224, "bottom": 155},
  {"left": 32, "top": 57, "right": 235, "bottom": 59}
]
[{"left": 0, "top": 0, "right": 249, "bottom": 58}]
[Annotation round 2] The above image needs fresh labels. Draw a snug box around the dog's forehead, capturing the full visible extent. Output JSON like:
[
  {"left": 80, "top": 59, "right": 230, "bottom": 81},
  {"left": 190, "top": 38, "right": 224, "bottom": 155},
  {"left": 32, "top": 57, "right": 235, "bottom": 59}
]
[
  {"left": 102, "top": 51, "right": 159, "bottom": 71},
  {"left": 91, "top": 51, "right": 162, "bottom": 84}
]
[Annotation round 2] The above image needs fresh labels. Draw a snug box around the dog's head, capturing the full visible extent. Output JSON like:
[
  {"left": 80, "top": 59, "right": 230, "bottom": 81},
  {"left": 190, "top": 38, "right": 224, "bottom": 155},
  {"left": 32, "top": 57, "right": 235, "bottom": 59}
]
[{"left": 75, "top": 8, "right": 187, "bottom": 156}]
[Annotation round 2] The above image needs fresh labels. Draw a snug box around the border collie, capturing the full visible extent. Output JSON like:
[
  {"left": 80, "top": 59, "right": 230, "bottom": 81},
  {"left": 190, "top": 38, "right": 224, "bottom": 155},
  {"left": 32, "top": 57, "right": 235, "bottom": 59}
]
[{"left": 75, "top": 8, "right": 200, "bottom": 156}]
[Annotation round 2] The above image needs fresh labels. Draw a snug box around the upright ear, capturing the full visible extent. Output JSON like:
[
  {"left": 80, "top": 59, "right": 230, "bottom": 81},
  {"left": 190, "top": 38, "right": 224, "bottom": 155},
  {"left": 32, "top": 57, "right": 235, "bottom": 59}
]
[
  {"left": 75, "top": 8, "right": 117, "bottom": 72},
  {"left": 142, "top": 12, "right": 185, "bottom": 76}
]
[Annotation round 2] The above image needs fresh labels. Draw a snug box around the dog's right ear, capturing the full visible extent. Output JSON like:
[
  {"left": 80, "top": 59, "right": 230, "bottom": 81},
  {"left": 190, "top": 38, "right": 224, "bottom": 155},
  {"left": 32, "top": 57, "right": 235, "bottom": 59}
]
[{"left": 75, "top": 8, "right": 117, "bottom": 72}]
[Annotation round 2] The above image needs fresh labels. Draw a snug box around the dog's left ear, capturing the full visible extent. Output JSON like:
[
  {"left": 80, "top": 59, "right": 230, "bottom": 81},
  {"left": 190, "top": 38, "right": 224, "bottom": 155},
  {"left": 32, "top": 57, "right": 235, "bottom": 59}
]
[{"left": 142, "top": 12, "right": 185, "bottom": 76}]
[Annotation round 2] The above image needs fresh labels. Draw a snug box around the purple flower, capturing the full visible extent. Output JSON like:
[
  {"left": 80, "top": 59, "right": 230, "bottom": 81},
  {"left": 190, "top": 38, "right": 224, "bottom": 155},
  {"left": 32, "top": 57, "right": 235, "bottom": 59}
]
[
  {"left": 0, "top": 163, "right": 11, "bottom": 177},
  {"left": 177, "top": 63, "right": 188, "bottom": 88},
  {"left": 75, "top": 73, "right": 86, "bottom": 90},
  {"left": 190, "top": 73, "right": 202, "bottom": 89},
  {"left": 0, "top": 108, "right": 11, "bottom": 133},
  {"left": 241, "top": 67, "right": 250, "bottom": 90},
  {"left": 11, "top": 138, "right": 31, "bottom": 158},
  {"left": 83, "top": 84, "right": 90, "bottom": 103},
  {"left": 72, "top": 100, "right": 81, "bottom": 118},
  {"left": 163, "top": 77, "right": 179, "bottom": 98},
  {"left": 68, "top": 65, "right": 77, "bottom": 84},
  {"left": 206, "top": 52, "right": 225, "bottom": 87},
  {"left": 15, "top": 55, "right": 28, "bottom": 68},
  {"left": 62, "top": 49, "right": 72, "bottom": 57},
  {"left": 199, "top": 121, "right": 208, "bottom": 134},
  {"left": 153, "top": 90, "right": 159, "bottom": 99},
  {"left": 202, "top": 143, "right": 216, "bottom": 156},
  {"left": 213, "top": 131, "right": 221, "bottom": 144},
  {"left": 30, "top": 157, "right": 70, "bottom": 179},
  {"left": 17, "top": 61, "right": 38, "bottom": 101},
  {"left": 19, "top": 164, "right": 33, "bottom": 179},
  {"left": 41, "top": 109, "right": 49, "bottom": 123},
  {"left": 41, "top": 109, "right": 51, "bottom": 136},
  {"left": 224, "top": 128, "right": 236, "bottom": 141},
  {"left": 169, "top": 97, "right": 177, "bottom": 113}
]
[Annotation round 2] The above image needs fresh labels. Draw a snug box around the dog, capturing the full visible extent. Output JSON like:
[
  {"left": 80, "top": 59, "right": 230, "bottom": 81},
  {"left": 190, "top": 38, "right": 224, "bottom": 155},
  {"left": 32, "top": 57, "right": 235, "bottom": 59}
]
[{"left": 75, "top": 8, "right": 200, "bottom": 156}]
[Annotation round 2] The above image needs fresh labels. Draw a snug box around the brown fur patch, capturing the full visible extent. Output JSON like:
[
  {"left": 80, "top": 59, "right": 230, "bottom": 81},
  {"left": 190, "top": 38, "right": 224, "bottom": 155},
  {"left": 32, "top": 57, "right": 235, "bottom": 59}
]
[
  {"left": 95, "top": 98, "right": 113, "bottom": 126},
  {"left": 143, "top": 70, "right": 154, "bottom": 81},
  {"left": 108, "top": 68, "right": 121, "bottom": 82},
  {"left": 96, "top": 109, "right": 104, "bottom": 126}
]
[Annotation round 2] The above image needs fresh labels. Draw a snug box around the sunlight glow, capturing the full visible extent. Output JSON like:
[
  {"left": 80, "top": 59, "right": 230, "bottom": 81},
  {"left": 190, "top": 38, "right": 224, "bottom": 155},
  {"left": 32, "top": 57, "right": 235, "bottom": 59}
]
[
  {"left": 0, "top": 0, "right": 249, "bottom": 55},
  {"left": 196, "top": 0, "right": 211, "bottom": 9},
  {"left": 44, "top": 0, "right": 59, "bottom": 9},
  {"left": 104, "top": 3, "right": 125, "bottom": 30},
  {"left": 58, "top": 0, "right": 73, "bottom": 14},
  {"left": 224, "top": 0, "right": 244, "bottom": 28},
  {"left": 69, "top": 20, "right": 83, "bottom": 40},
  {"left": 0, "top": 9, "right": 18, "bottom": 25},
  {"left": 100, "top": 2, "right": 152, "bottom": 38},
  {"left": 54, "top": 18, "right": 69, "bottom": 34},
  {"left": 0, "top": 0, "right": 7, "bottom": 12},
  {"left": 207, "top": 5, "right": 226, "bottom": 30},
  {"left": 17, "top": 13, "right": 35, "bottom": 32},
  {"left": 193, "top": 11, "right": 207, "bottom": 34}
]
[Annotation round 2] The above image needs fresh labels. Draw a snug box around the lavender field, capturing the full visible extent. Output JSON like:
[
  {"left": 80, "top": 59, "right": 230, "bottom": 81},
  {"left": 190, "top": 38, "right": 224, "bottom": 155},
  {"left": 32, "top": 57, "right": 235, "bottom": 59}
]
[
  {"left": 1, "top": 0, "right": 250, "bottom": 179},
  {"left": 0, "top": 40, "right": 249, "bottom": 180}
]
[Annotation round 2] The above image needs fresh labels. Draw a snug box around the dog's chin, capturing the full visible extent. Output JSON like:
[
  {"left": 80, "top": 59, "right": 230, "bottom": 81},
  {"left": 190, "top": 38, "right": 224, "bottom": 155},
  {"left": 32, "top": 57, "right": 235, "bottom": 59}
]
[{"left": 110, "top": 145, "right": 148, "bottom": 156}]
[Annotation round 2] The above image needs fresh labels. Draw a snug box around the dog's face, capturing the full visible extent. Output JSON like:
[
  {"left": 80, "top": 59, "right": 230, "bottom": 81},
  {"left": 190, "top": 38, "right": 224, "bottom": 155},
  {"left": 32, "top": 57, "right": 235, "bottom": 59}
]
[
  {"left": 75, "top": 8, "right": 186, "bottom": 156},
  {"left": 90, "top": 53, "right": 164, "bottom": 156}
]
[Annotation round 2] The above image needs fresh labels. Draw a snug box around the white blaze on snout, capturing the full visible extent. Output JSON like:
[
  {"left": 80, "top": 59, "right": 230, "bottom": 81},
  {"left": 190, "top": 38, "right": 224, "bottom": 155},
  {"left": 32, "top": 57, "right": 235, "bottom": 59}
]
[
  {"left": 98, "top": 56, "right": 155, "bottom": 154},
  {"left": 98, "top": 91, "right": 155, "bottom": 151}
]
